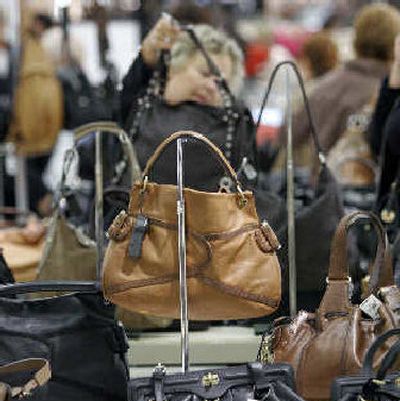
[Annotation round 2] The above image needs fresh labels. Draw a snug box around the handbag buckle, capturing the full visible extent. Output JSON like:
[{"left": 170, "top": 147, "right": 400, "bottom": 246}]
[
  {"left": 236, "top": 186, "right": 247, "bottom": 209},
  {"left": 202, "top": 372, "right": 220, "bottom": 388}
]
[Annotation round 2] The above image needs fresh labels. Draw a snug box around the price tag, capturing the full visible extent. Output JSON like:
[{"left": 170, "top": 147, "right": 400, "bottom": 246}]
[{"left": 360, "top": 294, "right": 382, "bottom": 320}]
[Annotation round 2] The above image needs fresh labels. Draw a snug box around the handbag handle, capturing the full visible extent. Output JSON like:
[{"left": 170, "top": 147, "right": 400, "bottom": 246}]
[
  {"left": 181, "top": 25, "right": 234, "bottom": 103},
  {"left": 74, "top": 121, "right": 141, "bottom": 182},
  {"left": 361, "top": 327, "right": 400, "bottom": 377},
  {"left": 0, "top": 358, "right": 51, "bottom": 399},
  {"left": 0, "top": 281, "right": 100, "bottom": 296},
  {"left": 141, "top": 130, "right": 247, "bottom": 201},
  {"left": 256, "top": 60, "right": 325, "bottom": 164},
  {"left": 318, "top": 211, "right": 393, "bottom": 318}
]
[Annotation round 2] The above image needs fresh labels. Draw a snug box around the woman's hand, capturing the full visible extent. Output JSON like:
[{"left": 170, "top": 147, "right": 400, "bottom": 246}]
[
  {"left": 164, "top": 66, "right": 222, "bottom": 107},
  {"left": 141, "top": 14, "right": 180, "bottom": 67},
  {"left": 389, "top": 34, "right": 400, "bottom": 88}
]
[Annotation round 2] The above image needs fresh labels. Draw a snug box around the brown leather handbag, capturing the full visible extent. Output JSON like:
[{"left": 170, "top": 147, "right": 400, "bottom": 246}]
[
  {"left": 258, "top": 211, "right": 400, "bottom": 401},
  {"left": 103, "top": 130, "right": 282, "bottom": 320}
]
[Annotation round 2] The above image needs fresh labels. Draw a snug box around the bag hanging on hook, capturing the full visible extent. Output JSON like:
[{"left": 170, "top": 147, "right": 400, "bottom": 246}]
[
  {"left": 103, "top": 130, "right": 282, "bottom": 320},
  {"left": 254, "top": 61, "right": 344, "bottom": 309}
]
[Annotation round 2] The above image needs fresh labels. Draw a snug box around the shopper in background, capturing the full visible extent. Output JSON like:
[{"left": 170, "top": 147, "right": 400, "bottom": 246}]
[
  {"left": 121, "top": 16, "right": 244, "bottom": 121},
  {"left": 370, "top": 33, "right": 400, "bottom": 231},
  {"left": 279, "top": 3, "right": 400, "bottom": 155},
  {"left": 7, "top": 13, "right": 63, "bottom": 216},
  {"left": 268, "top": 32, "right": 339, "bottom": 173},
  {"left": 120, "top": 14, "right": 255, "bottom": 191}
]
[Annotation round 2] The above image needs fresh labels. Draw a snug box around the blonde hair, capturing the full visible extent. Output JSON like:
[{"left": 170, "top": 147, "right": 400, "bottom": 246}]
[
  {"left": 170, "top": 24, "right": 244, "bottom": 95},
  {"left": 354, "top": 4, "right": 400, "bottom": 61}
]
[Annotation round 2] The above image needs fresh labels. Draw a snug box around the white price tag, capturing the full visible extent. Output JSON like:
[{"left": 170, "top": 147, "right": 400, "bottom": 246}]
[{"left": 360, "top": 294, "right": 382, "bottom": 320}]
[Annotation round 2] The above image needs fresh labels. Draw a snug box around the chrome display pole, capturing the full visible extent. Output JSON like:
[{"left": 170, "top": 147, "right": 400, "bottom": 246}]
[
  {"left": 286, "top": 66, "right": 297, "bottom": 317},
  {"left": 177, "top": 138, "right": 189, "bottom": 373},
  {"left": 9, "top": 0, "right": 28, "bottom": 218},
  {"left": 95, "top": 130, "right": 104, "bottom": 279}
]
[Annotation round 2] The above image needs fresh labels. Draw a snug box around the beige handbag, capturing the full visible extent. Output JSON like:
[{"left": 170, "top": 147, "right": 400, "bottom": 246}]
[
  {"left": 103, "top": 131, "right": 282, "bottom": 320},
  {"left": 37, "top": 148, "right": 96, "bottom": 282}
]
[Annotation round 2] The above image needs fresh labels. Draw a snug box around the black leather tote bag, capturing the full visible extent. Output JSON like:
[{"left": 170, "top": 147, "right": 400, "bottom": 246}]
[
  {"left": 254, "top": 61, "right": 344, "bottom": 303},
  {"left": 125, "top": 27, "right": 257, "bottom": 192},
  {"left": 331, "top": 327, "right": 400, "bottom": 401},
  {"left": 0, "top": 285, "right": 129, "bottom": 401},
  {"left": 129, "top": 362, "right": 305, "bottom": 401}
]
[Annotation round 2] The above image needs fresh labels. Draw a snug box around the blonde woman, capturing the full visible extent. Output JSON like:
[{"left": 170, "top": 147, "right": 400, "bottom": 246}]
[{"left": 120, "top": 15, "right": 256, "bottom": 190}]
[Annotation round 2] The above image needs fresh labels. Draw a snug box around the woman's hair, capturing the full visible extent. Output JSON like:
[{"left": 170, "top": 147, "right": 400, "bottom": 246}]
[
  {"left": 354, "top": 4, "right": 400, "bottom": 62},
  {"left": 170, "top": 24, "right": 244, "bottom": 95},
  {"left": 301, "top": 33, "right": 338, "bottom": 78}
]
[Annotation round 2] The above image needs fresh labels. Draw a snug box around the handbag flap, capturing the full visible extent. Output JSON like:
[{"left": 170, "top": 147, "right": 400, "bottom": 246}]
[{"left": 129, "top": 363, "right": 295, "bottom": 400}]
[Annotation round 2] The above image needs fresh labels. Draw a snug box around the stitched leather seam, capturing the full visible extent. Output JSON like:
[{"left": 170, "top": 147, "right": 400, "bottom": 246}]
[
  {"left": 198, "top": 276, "right": 279, "bottom": 308},
  {"left": 147, "top": 217, "right": 212, "bottom": 270},
  {"left": 297, "top": 331, "right": 316, "bottom": 395},
  {"left": 108, "top": 274, "right": 279, "bottom": 308},
  {"left": 340, "top": 311, "right": 353, "bottom": 375}
]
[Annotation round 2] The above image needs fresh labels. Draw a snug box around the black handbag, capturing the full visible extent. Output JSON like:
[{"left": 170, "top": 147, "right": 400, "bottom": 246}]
[
  {"left": 0, "top": 123, "right": 129, "bottom": 401},
  {"left": 129, "top": 363, "right": 304, "bottom": 401},
  {"left": 59, "top": 63, "right": 111, "bottom": 130},
  {"left": 331, "top": 328, "right": 400, "bottom": 401},
  {"left": 125, "top": 26, "right": 257, "bottom": 191},
  {"left": 0, "top": 286, "right": 128, "bottom": 401},
  {"left": 254, "top": 61, "right": 344, "bottom": 306}
]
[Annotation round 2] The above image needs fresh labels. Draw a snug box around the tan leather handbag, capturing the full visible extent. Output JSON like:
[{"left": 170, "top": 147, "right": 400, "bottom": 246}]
[
  {"left": 103, "top": 130, "right": 282, "bottom": 320},
  {"left": 258, "top": 211, "right": 400, "bottom": 401}
]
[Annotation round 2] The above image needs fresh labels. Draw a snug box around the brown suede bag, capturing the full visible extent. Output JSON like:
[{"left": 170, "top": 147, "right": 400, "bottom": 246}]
[
  {"left": 103, "top": 131, "right": 282, "bottom": 320},
  {"left": 259, "top": 211, "right": 400, "bottom": 401}
]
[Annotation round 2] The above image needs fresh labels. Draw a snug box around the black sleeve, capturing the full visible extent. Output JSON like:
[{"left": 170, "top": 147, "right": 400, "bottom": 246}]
[
  {"left": 369, "top": 77, "right": 400, "bottom": 158},
  {"left": 385, "top": 98, "right": 400, "bottom": 156},
  {"left": 120, "top": 53, "right": 154, "bottom": 126}
]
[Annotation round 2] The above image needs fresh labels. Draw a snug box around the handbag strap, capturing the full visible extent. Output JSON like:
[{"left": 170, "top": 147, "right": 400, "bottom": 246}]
[
  {"left": 256, "top": 60, "right": 325, "bottom": 164},
  {"left": 0, "top": 358, "right": 50, "bottom": 399},
  {"left": 74, "top": 121, "right": 141, "bottom": 182},
  {"left": 318, "top": 211, "right": 392, "bottom": 319},
  {"left": 181, "top": 25, "right": 235, "bottom": 104},
  {"left": 0, "top": 282, "right": 100, "bottom": 296},
  {"left": 141, "top": 130, "right": 247, "bottom": 199},
  {"left": 361, "top": 327, "right": 400, "bottom": 377}
]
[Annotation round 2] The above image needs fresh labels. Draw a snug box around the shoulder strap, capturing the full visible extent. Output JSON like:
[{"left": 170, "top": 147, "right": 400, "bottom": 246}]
[
  {"left": 361, "top": 328, "right": 400, "bottom": 376},
  {"left": 256, "top": 60, "right": 325, "bottom": 164},
  {"left": 0, "top": 358, "right": 51, "bottom": 399}
]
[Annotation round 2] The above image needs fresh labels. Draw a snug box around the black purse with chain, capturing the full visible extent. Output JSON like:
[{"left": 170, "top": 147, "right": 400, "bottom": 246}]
[{"left": 125, "top": 27, "right": 257, "bottom": 191}]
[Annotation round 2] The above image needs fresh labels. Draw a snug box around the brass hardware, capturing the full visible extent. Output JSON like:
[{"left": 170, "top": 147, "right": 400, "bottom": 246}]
[
  {"left": 381, "top": 209, "right": 396, "bottom": 224},
  {"left": 236, "top": 186, "right": 248, "bottom": 209},
  {"left": 259, "top": 333, "right": 274, "bottom": 364},
  {"left": 202, "top": 372, "right": 220, "bottom": 388},
  {"left": 141, "top": 176, "right": 149, "bottom": 193}
]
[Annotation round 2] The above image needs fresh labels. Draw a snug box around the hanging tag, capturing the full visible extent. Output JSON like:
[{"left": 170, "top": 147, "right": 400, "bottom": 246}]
[
  {"left": 244, "top": 162, "right": 257, "bottom": 181},
  {"left": 128, "top": 214, "right": 148, "bottom": 259},
  {"left": 360, "top": 294, "right": 382, "bottom": 320}
]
